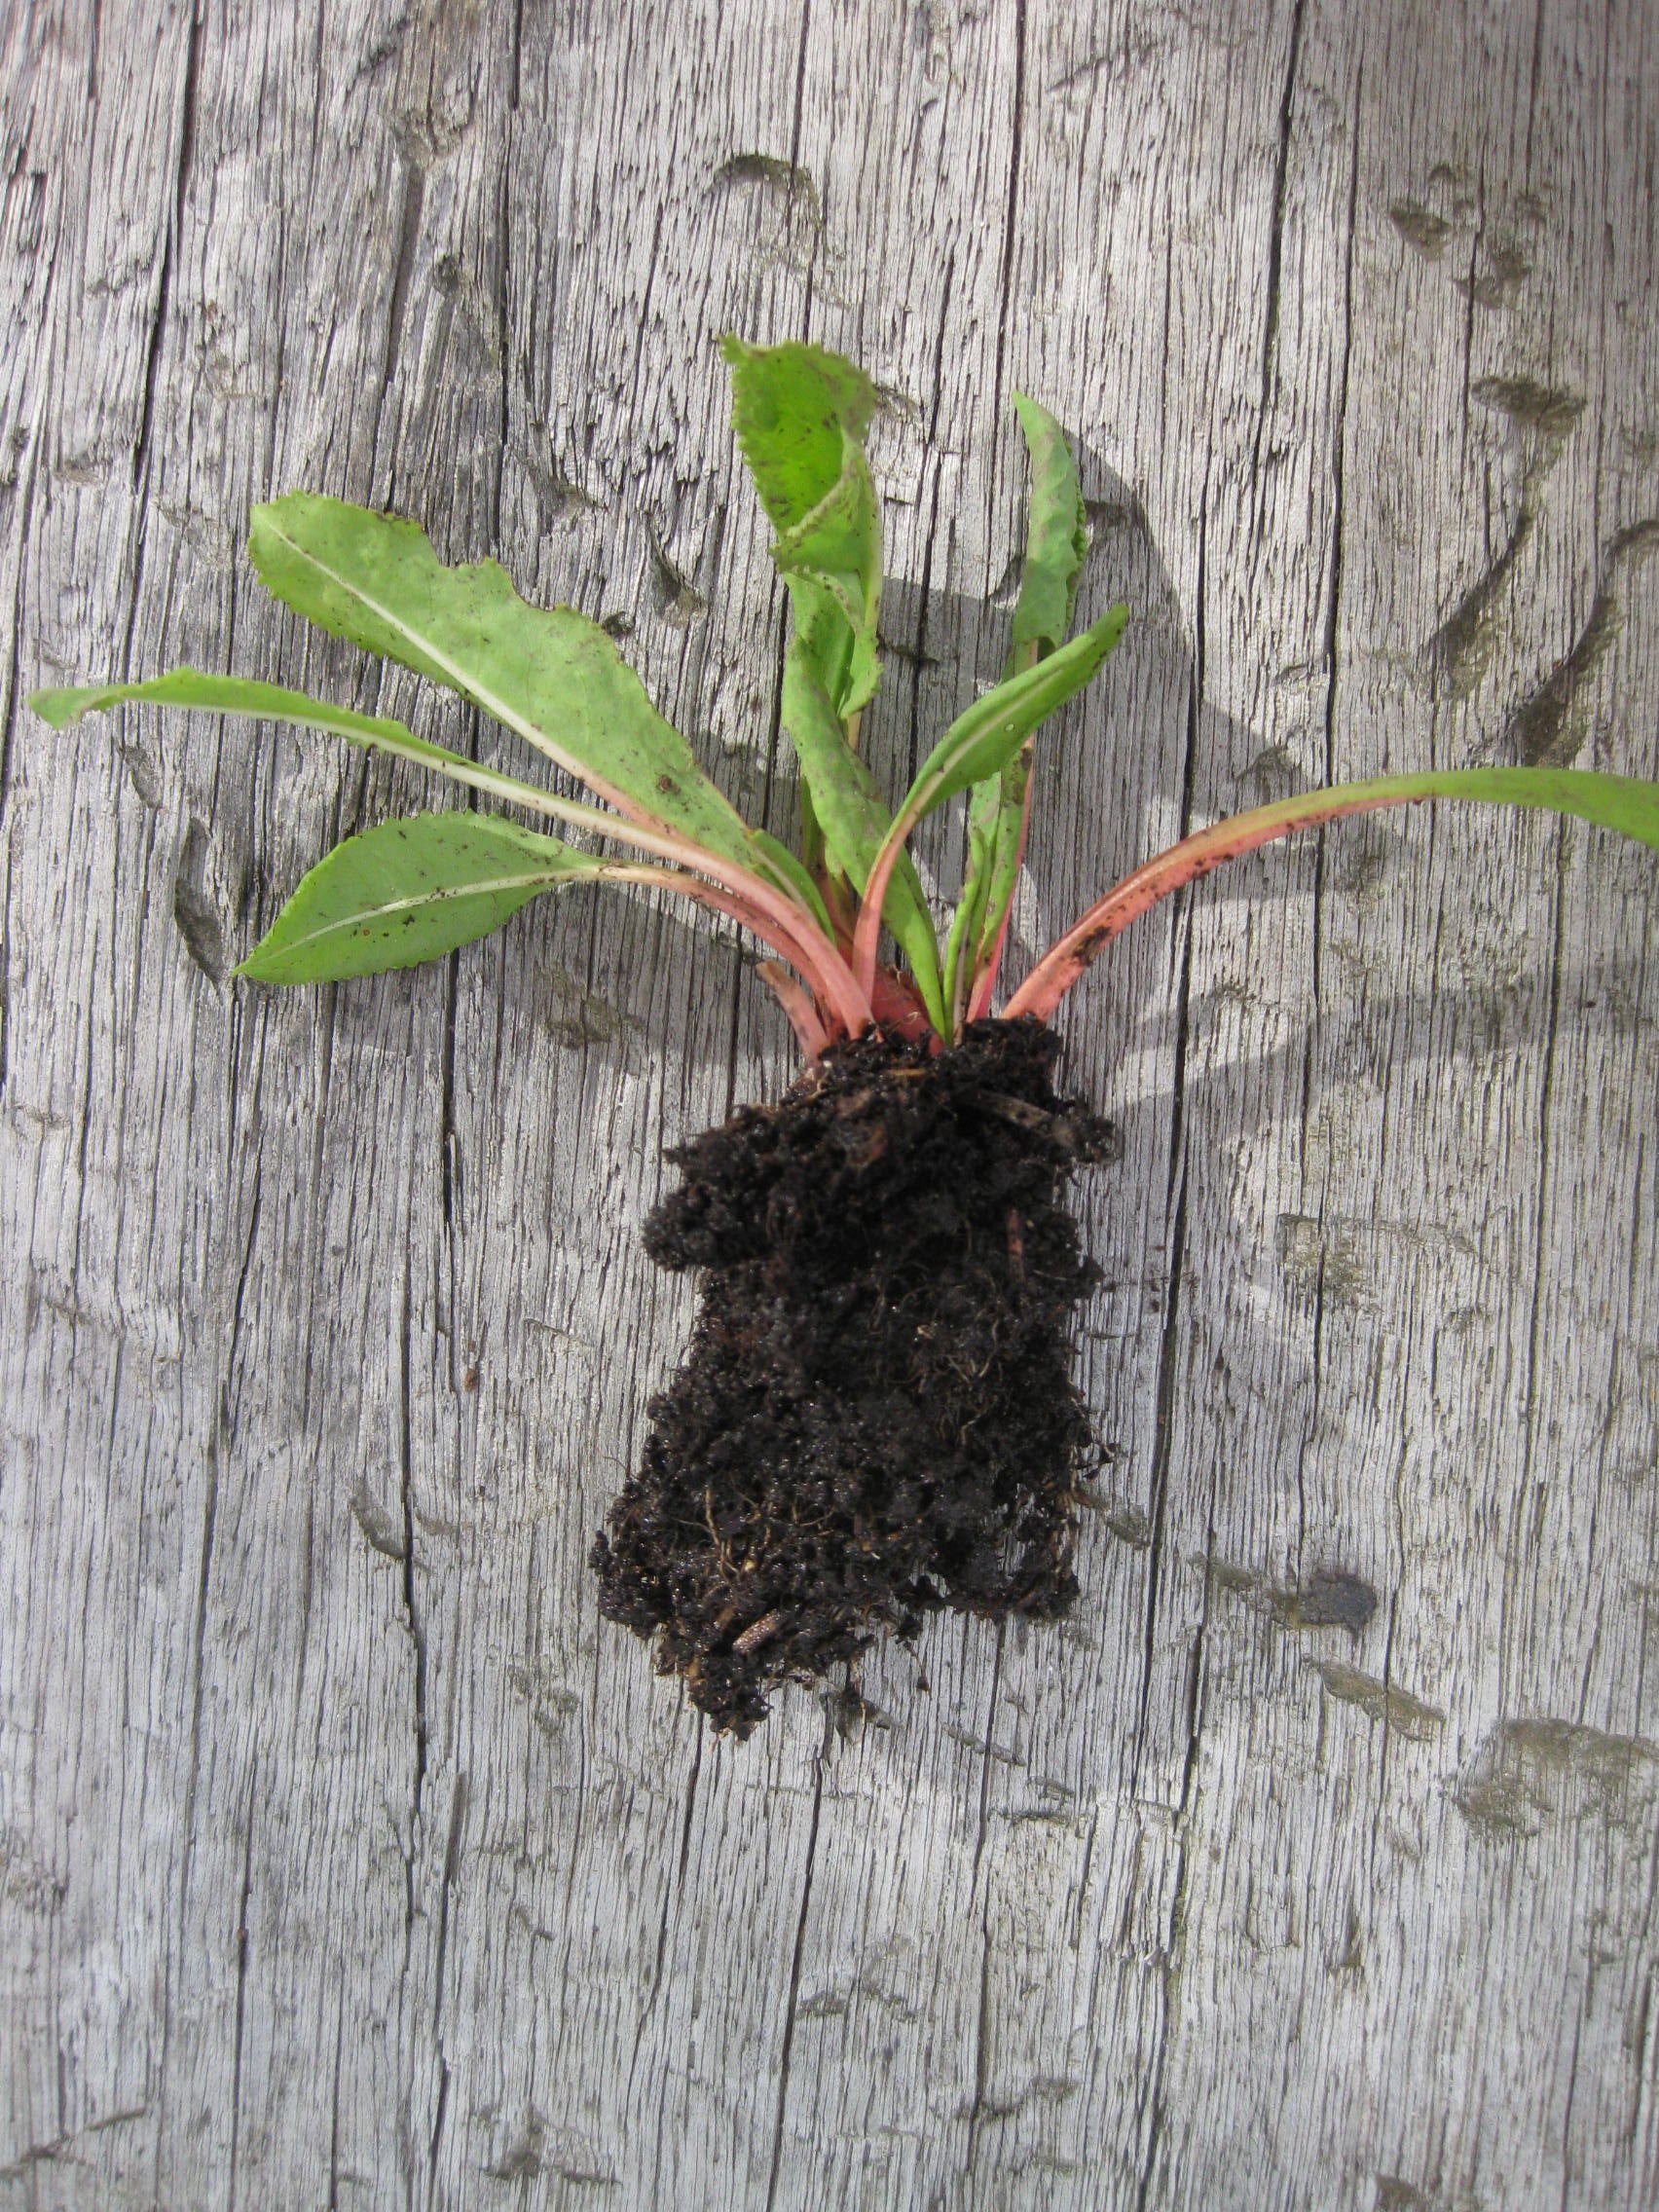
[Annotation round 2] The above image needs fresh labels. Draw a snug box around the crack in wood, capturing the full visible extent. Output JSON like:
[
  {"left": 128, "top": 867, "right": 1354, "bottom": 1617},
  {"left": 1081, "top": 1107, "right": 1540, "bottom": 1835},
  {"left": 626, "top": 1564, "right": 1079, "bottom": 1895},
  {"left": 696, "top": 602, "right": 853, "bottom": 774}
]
[{"left": 762, "top": 1752, "right": 824, "bottom": 2212}]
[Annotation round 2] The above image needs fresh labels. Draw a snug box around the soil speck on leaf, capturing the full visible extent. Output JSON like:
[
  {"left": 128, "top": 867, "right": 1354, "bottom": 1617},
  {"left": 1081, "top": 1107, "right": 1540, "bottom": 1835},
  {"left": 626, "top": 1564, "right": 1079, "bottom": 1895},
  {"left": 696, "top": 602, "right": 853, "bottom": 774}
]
[{"left": 591, "top": 1018, "right": 1116, "bottom": 1734}]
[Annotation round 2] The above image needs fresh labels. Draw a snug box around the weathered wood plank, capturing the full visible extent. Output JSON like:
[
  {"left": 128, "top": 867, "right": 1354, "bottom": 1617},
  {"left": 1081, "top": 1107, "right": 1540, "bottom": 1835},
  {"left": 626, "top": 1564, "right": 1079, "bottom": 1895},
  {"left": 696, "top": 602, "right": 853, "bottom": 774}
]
[{"left": 1, "top": 2, "right": 1655, "bottom": 2206}]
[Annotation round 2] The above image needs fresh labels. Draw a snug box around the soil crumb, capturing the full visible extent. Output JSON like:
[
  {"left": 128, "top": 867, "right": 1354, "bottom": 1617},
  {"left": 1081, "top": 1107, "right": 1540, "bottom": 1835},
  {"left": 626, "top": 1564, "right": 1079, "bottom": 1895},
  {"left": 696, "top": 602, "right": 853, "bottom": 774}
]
[{"left": 591, "top": 1018, "right": 1116, "bottom": 1734}]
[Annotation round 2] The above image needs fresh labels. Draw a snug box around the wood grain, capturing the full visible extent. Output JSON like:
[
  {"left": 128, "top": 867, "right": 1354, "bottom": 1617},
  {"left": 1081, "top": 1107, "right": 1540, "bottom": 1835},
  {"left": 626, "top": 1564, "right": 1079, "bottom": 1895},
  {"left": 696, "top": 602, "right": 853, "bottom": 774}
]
[{"left": 2, "top": 2, "right": 1656, "bottom": 2204}]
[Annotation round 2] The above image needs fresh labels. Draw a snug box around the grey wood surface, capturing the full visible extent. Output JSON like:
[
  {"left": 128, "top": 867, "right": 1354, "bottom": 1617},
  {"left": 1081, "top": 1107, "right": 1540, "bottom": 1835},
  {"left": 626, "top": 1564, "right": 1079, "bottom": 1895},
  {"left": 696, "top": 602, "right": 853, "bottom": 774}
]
[{"left": 3, "top": 2, "right": 1657, "bottom": 2204}]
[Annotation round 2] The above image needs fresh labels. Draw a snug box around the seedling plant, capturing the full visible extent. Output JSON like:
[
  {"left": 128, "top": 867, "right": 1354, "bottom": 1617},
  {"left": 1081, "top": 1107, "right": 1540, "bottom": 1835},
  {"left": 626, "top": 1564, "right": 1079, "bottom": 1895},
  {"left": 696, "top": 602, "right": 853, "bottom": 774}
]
[{"left": 38, "top": 340, "right": 1659, "bottom": 1732}]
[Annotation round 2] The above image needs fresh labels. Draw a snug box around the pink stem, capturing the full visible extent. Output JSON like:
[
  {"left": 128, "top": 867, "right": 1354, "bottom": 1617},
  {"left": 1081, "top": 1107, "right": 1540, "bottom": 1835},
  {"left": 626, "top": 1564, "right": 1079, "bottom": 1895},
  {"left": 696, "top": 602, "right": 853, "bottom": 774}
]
[
  {"left": 1004, "top": 788, "right": 1433, "bottom": 1022},
  {"left": 756, "top": 961, "right": 830, "bottom": 1058},
  {"left": 869, "top": 966, "right": 936, "bottom": 1044},
  {"left": 408, "top": 773, "right": 870, "bottom": 1034},
  {"left": 619, "top": 865, "right": 867, "bottom": 1036},
  {"left": 849, "top": 801, "right": 921, "bottom": 1010}
]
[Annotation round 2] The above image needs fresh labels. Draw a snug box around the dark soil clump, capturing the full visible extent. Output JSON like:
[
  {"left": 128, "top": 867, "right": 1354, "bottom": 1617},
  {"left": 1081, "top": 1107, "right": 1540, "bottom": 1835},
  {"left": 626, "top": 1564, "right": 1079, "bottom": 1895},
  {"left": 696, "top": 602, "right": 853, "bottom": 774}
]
[{"left": 590, "top": 1017, "right": 1117, "bottom": 1734}]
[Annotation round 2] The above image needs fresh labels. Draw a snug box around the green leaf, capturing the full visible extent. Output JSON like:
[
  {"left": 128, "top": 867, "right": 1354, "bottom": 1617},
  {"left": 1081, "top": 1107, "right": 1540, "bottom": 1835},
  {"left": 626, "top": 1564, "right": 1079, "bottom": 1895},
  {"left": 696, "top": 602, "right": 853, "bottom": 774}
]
[
  {"left": 1010, "top": 766, "right": 1659, "bottom": 1022},
  {"left": 946, "top": 397, "right": 1092, "bottom": 1023},
  {"left": 943, "top": 744, "right": 1033, "bottom": 1031},
  {"left": 36, "top": 661, "right": 861, "bottom": 1014},
  {"left": 974, "top": 746, "right": 1031, "bottom": 971},
  {"left": 722, "top": 335, "right": 883, "bottom": 718},
  {"left": 751, "top": 826, "right": 834, "bottom": 939},
  {"left": 941, "top": 793, "right": 997, "bottom": 1027},
  {"left": 721, "top": 335, "right": 877, "bottom": 534},
  {"left": 781, "top": 646, "right": 945, "bottom": 1030},
  {"left": 245, "top": 495, "right": 765, "bottom": 873},
  {"left": 944, "top": 395, "right": 1088, "bottom": 1025},
  {"left": 31, "top": 667, "right": 560, "bottom": 819},
  {"left": 237, "top": 811, "right": 615, "bottom": 985},
  {"left": 903, "top": 603, "right": 1127, "bottom": 825},
  {"left": 34, "top": 668, "right": 422, "bottom": 750},
  {"left": 855, "top": 605, "right": 1126, "bottom": 1009},
  {"left": 1008, "top": 392, "right": 1089, "bottom": 662},
  {"left": 943, "top": 756, "right": 1034, "bottom": 1030},
  {"left": 773, "top": 449, "right": 883, "bottom": 716}
]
